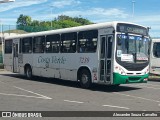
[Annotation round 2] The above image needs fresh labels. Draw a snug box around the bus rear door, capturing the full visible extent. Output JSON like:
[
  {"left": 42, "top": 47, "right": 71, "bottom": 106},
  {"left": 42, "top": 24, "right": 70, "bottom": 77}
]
[{"left": 13, "top": 39, "right": 19, "bottom": 73}]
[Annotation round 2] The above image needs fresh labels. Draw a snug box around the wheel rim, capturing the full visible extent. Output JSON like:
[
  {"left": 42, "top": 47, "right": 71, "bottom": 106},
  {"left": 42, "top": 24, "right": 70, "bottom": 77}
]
[{"left": 81, "top": 74, "right": 88, "bottom": 84}]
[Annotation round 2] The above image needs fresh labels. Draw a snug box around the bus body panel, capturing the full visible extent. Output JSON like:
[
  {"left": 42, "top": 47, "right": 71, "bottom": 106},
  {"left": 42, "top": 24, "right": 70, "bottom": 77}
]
[{"left": 4, "top": 54, "right": 13, "bottom": 72}]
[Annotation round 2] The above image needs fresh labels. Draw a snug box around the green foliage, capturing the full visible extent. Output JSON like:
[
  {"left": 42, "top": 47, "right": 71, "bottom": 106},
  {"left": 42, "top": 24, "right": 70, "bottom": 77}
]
[
  {"left": 17, "top": 14, "right": 32, "bottom": 27},
  {"left": 17, "top": 14, "right": 32, "bottom": 31},
  {"left": 56, "top": 15, "right": 73, "bottom": 21},
  {"left": 56, "top": 15, "right": 93, "bottom": 25},
  {"left": 31, "top": 20, "right": 40, "bottom": 26},
  {"left": 16, "top": 15, "right": 93, "bottom": 32},
  {"left": 74, "top": 17, "right": 93, "bottom": 25},
  {"left": 54, "top": 20, "right": 81, "bottom": 28}
]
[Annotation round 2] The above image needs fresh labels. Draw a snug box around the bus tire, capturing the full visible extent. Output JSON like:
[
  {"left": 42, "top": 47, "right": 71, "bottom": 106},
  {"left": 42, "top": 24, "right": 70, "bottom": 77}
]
[
  {"left": 79, "top": 69, "right": 92, "bottom": 89},
  {"left": 25, "top": 66, "right": 32, "bottom": 79}
]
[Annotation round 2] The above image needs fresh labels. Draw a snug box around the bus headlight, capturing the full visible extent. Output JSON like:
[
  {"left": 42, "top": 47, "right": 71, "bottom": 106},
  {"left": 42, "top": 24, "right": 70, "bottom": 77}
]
[
  {"left": 145, "top": 68, "right": 149, "bottom": 74},
  {"left": 143, "top": 68, "right": 149, "bottom": 75},
  {"left": 115, "top": 66, "right": 126, "bottom": 75}
]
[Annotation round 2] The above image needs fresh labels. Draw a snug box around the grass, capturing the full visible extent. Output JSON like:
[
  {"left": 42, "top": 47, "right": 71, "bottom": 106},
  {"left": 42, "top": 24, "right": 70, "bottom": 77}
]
[{"left": 4, "top": 29, "right": 28, "bottom": 34}]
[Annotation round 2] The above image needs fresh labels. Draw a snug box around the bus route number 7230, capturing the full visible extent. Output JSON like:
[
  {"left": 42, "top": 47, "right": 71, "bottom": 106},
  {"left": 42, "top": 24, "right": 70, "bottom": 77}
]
[{"left": 80, "top": 57, "right": 90, "bottom": 64}]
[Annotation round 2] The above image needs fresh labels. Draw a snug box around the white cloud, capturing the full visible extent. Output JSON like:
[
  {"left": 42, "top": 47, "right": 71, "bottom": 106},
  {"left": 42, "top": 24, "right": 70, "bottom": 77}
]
[
  {"left": 51, "top": 0, "right": 81, "bottom": 8},
  {"left": 33, "top": 7, "right": 160, "bottom": 37},
  {"left": 135, "top": 17, "right": 160, "bottom": 37},
  {"left": 125, "top": 15, "right": 160, "bottom": 37},
  {"left": 58, "top": 8, "right": 128, "bottom": 20},
  {"left": 1, "top": 0, "right": 160, "bottom": 37},
  {"left": 31, "top": 7, "right": 128, "bottom": 24},
  {"left": 1, "top": 18, "right": 17, "bottom": 25},
  {"left": 88, "top": 8, "right": 128, "bottom": 18},
  {"left": 0, "top": 0, "right": 47, "bottom": 12}
]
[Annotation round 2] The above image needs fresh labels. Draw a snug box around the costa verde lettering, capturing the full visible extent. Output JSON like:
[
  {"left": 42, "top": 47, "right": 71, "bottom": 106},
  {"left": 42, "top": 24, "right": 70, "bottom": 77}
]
[
  {"left": 38, "top": 56, "right": 50, "bottom": 63},
  {"left": 38, "top": 56, "right": 66, "bottom": 64}
]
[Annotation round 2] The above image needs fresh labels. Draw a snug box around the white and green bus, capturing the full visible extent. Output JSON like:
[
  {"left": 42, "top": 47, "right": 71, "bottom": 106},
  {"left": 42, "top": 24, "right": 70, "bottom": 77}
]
[{"left": 4, "top": 21, "right": 150, "bottom": 88}]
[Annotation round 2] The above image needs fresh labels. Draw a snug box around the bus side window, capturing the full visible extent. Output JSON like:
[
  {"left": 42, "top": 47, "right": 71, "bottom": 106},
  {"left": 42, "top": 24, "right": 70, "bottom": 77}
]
[
  {"left": 22, "top": 37, "right": 32, "bottom": 53},
  {"left": 46, "top": 34, "right": 60, "bottom": 53},
  {"left": 78, "top": 30, "right": 98, "bottom": 53},
  {"left": 61, "top": 32, "right": 77, "bottom": 53},
  {"left": 33, "top": 36, "right": 45, "bottom": 53},
  {"left": 5, "top": 39, "right": 12, "bottom": 54}
]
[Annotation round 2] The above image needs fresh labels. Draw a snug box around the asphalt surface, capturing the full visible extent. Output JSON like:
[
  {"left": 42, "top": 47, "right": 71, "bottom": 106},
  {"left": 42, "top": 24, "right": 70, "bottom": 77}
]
[{"left": 0, "top": 70, "right": 160, "bottom": 120}]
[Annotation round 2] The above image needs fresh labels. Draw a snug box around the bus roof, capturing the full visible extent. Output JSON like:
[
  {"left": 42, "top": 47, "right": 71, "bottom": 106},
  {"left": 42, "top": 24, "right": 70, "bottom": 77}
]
[{"left": 5, "top": 21, "right": 147, "bottom": 40}]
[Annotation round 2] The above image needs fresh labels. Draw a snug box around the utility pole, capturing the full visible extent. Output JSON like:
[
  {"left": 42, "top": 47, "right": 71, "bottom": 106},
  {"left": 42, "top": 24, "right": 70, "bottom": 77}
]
[
  {"left": 50, "top": 6, "right": 53, "bottom": 29},
  {"left": 0, "top": 20, "right": 2, "bottom": 37},
  {"left": 132, "top": 1, "right": 135, "bottom": 18}
]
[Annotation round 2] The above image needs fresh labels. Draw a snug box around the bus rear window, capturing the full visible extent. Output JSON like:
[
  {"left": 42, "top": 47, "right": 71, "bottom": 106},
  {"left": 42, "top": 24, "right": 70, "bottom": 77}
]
[{"left": 5, "top": 40, "right": 12, "bottom": 54}]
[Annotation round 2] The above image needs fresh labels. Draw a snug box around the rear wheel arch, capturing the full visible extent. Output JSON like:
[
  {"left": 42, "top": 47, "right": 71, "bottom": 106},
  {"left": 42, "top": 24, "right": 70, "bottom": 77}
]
[
  {"left": 77, "top": 66, "right": 92, "bottom": 88},
  {"left": 77, "top": 67, "right": 91, "bottom": 80},
  {"left": 24, "top": 64, "right": 32, "bottom": 79}
]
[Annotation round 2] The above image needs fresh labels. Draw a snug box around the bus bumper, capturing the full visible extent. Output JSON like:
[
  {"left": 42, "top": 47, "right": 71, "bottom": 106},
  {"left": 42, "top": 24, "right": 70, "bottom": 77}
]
[{"left": 113, "top": 73, "right": 148, "bottom": 84}]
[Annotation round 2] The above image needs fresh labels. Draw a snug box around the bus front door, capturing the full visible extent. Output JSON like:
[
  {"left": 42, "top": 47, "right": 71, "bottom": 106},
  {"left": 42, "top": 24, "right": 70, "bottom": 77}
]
[
  {"left": 100, "top": 35, "right": 113, "bottom": 83},
  {"left": 13, "top": 39, "right": 19, "bottom": 73}
]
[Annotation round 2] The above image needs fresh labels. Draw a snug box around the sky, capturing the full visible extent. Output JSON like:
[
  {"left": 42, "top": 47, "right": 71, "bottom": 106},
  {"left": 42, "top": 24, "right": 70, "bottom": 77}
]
[{"left": 0, "top": 0, "right": 160, "bottom": 37}]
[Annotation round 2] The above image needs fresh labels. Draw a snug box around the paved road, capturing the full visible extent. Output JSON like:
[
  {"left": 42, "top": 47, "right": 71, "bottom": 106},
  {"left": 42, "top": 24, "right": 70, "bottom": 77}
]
[{"left": 0, "top": 71, "right": 160, "bottom": 119}]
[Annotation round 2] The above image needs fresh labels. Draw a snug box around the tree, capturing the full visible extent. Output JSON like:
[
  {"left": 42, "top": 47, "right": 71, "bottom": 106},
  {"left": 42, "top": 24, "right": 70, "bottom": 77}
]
[
  {"left": 55, "top": 20, "right": 81, "bottom": 28},
  {"left": 73, "top": 17, "right": 93, "bottom": 25},
  {"left": 31, "top": 20, "right": 40, "bottom": 26},
  {"left": 17, "top": 14, "right": 32, "bottom": 26},
  {"left": 57, "top": 15, "right": 72, "bottom": 21},
  {"left": 16, "top": 14, "right": 93, "bottom": 32},
  {"left": 56, "top": 15, "right": 93, "bottom": 25},
  {"left": 17, "top": 14, "right": 32, "bottom": 31}
]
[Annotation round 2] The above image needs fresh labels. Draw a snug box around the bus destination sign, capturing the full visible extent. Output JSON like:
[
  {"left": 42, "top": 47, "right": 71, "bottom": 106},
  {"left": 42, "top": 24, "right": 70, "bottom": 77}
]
[{"left": 117, "top": 23, "right": 148, "bottom": 36}]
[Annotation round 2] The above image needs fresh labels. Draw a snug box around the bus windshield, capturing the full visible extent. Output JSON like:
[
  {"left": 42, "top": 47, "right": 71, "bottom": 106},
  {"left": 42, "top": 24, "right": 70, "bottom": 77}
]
[{"left": 116, "top": 34, "right": 150, "bottom": 63}]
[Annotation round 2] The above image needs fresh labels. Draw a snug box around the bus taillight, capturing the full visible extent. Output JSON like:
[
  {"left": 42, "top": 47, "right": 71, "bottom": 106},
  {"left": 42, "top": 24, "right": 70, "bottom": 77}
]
[{"left": 93, "top": 73, "right": 97, "bottom": 80}]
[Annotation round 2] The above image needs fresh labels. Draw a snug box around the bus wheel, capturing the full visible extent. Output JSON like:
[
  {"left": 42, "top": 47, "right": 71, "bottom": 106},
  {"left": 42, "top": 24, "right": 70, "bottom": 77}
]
[
  {"left": 79, "top": 69, "right": 92, "bottom": 89},
  {"left": 25, "top": 66, "right": 32, "bottom": 79}
]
